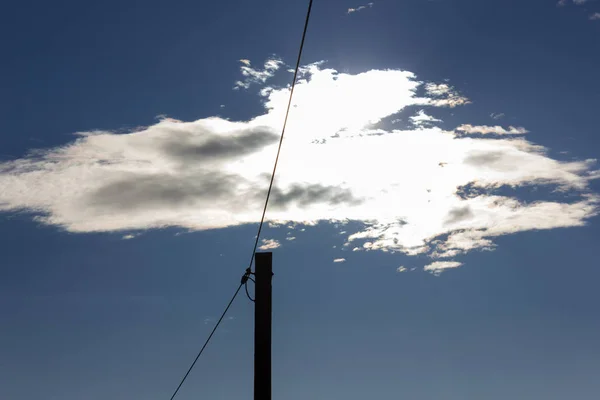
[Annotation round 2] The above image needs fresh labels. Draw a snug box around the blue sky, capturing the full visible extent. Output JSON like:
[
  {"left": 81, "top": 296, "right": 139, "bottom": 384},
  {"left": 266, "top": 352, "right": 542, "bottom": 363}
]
[{"left": 1, "top": 0, "right": 600, "bottom": 399}]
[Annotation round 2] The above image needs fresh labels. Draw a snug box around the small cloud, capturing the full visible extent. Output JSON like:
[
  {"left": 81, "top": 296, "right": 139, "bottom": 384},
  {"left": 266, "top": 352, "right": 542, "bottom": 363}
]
[
  {"left": 154, "top": 114, "right": 182, "bottom": 123},
  {"left": 456, "top": 124, "right": 528, "bottom": 135},
  {"left": 490, "top": 112, "right": 505, "bottom": 120},
  {"left": 258, "top": 239, "right": 281, "bottom": 250},
  {"left": 559, "top": 1, "right": 600, "bottom": 21},
  {"left": 558, "top": 0, "right": 589, "bottom": 5},
  {"left": 424, "top": 261, "right": 463, "bottom": 275},
  {"left": 424, "top": 83, "right": 470, "bottom": 107},
  {"left": 122, "top": 233, "right": 140, "bottom": 240},
  {"left": 333, "top": 258, "right": 346, "bottom": 263},
  {"left": 397, "top": 266, "right": 407, "bottom": 272},
  {"left": 429, "top": 248, "right": 462, "bottom": 259},
  {"left": 286, "top": 236, "right": 296, "bottom": 241},
  {"left": 234, "top": 58, "right": 283, "bottom": 90},
  {"left": 410, "top": 110, "right": 442, "bottom": 127},
  {"left": 347, "top": 2, "right": 374, "bottom": 14}
]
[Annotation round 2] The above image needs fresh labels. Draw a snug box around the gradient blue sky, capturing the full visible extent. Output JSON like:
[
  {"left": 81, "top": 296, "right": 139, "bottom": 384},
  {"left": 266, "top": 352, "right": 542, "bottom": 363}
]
[{"left": 2, "top": 1, "right": 600, "bottom": 399}]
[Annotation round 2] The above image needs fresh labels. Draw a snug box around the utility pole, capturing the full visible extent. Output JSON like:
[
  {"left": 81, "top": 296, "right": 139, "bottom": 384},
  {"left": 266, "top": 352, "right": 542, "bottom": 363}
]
[{"left": 254, "top": 252, "right": 272, "bottom": 400}]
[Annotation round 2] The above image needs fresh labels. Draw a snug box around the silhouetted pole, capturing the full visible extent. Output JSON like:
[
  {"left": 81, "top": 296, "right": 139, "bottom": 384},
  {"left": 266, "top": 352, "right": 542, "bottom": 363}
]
[{"left": 254, "top": 252, "right": 272, "bottom": 400}]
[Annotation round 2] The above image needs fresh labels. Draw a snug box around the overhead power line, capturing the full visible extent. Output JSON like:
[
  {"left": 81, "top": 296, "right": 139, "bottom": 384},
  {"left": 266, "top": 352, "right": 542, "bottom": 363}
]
[
  {"left": 167, "top": 278, "right": 247, "bottom": 400},
  {"left": 245, "top": 0, "right": 314, "bottom": 275},
  {"left": 164, "top": 1, "right": 314, "bottom": 399}
]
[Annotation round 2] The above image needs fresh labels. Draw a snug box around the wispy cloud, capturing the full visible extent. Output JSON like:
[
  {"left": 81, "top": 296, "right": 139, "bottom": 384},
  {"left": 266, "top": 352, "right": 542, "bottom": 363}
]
[
  {"left": 258, "top": 239, "right": 281, "bottom": 250},
  {"left": 558, "top": 0, "right": 591, "bottom": 6},
  {"left": 1, "top": 60, "right": 598, "bottom": 272},
  {"left": 558, "top": 0, "right": 600, "bottom": 21},
  {"left": 456, "top": 124, "right": 529, "bottom": 135},
  {"left": 234, "top": 58, "right": 283, "bottom": 90},
  {"left": 490, "top": 112, "right": 505, "bottom": 120},
  {"left": 424, "top": 83, "right": 470, "bottom": 107},
  {"left": 122, "top": 233, "right": 140, "bottom": 240},
  {"left": 397, "top": 266, "right": 407, "bottom": 273},
  {"left": 424, "top": 261, "right": 462, "bottom": 275},
  {"left": 333, "top": 258, "right": 346, "bottom": 263},
  {"left": 347, "top": 2, "right": 374, "bottom": 14},
  {"left": 410, "top": 110, "right": 442, "bottom": 127}
]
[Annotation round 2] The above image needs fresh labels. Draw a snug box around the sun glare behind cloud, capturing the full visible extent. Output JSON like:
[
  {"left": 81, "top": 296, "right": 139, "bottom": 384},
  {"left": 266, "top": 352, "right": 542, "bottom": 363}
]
[{"left": 0, "top": 58, "right": 598, "bottom": 272}]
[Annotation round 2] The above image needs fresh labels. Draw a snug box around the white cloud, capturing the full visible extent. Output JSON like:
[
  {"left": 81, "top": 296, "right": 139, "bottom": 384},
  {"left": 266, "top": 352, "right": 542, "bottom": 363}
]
[
  {"left": 333, "top": 258, "right": 346, "bottom": 263},
  {"left": 234, "top": 58, "right": 283, "bottom": 90},
  {"left": 258, "top": 239, "right": 281, "bottom": 250},
  {"left": 348, "top": 2, "right": 374, "bottom": 14},
  {"left": 409, "top": 110, "right": 442, "bottom": 127},
  {"left": 424, "top": 83, "right": 470, "bottom": 107},
  {"left": 424, "top": 83, "right": 452, "bottom": 97},
  {"left": 558, "top": 0, "right": 590, "bottom": 6},
  {"left": 490, "top": 112, "right": 505, "bottom": 120},
  {"left": 559, "top": 1, "right": 600, "bottom": 21},
  {"left": 286, "top": 236, "right": 296, "bottom": 241},
  {"left": 122, "top": 233, "right": 139, "bottom": 240},
  {"left": 397, "top": 266, "right": 407, "bottom": 272},
  {"left": 456, "top": 124, "right": 529, "bottom": 135},
  {"left": 0, "top": 60, "right": 598, "bottom": 268},
  {"left": 424, "top": 261, "right": 463, "bottom": 275}
]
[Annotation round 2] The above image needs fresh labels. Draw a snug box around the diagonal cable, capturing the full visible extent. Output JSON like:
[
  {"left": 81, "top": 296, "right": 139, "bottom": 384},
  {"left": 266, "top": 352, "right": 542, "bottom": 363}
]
[
  {"left": 167, "top": 281, "right": 245, "bottom": 400},
  {"left": 245, "top": 0, "right": 314, "bottom": 274},
  {"left": 165, "top": 1, "right": 314, "bottom": 399}
]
